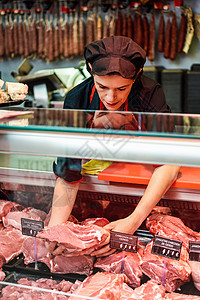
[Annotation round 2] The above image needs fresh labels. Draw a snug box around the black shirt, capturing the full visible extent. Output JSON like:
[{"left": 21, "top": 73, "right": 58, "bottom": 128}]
[
  {"left": 63, "top": 75, "right": 171, "bottom": 112},
  {"left": 53, "top": 75, "right": 171, "bottom": 182}
]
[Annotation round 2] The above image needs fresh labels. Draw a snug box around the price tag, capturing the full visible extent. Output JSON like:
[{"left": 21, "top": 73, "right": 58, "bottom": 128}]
[
  {"left": 152, "top": 235, "right": 182, "bottom": 260},
  {"left": 110, "top": 231, "right": 138, "bottom": 253},
  {"left": 21, "top": 218, "right": 44, "bottom": 237},
  {"left": 189, "top": 241, "right": 200, "bottom": 262}
]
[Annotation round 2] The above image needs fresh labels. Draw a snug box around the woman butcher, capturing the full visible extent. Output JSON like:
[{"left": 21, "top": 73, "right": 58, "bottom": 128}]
[{"left": 47, "top": 36, "right": 180, "bottom": 257}]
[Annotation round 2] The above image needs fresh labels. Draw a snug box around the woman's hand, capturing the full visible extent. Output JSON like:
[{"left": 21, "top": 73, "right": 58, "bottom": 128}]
[{"left": 90, "top": 217, "right": 135, "bottom": 257}]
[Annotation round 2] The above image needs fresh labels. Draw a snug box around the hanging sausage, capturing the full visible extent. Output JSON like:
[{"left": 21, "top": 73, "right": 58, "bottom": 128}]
[
  {"left": 48, "top": 15, "right": 54, "bottom": 62},
  {"left": 63, "top": 9, "right": 69, "bottom": 59},
  {"left": 0, "top": 14, "right": 4, "bottom": 57},
  {"left": 142, "top": 13, "right": 149, "bottom": 56},
  {"left": 170, "top": 11, "right": 177, "bottom": 60},
  {"left": 86, "top": 10, "right": 94, "bottom": 45},
  {"left": 8, "top": 13, "right": 14, "bottom": 57},
  {"left": 97, "top": 5, "right": 102, "bottom": 40},
  {"left": 158, "top": 11, "right": 165, "bottom": 53},
  {"left": 126, "top": 11, "right": 132, "bottom": 39},
  {"left": 79, "top": 8, "right": 85, "bottom": 55},
  {"left": 23, "top": 11, "right": 29, "bottom": 58},
  {"left": 177, "top": 8, "right": 187, "bottom": 53},
  {"left": 18, "top": 13, "right": 24, "bottom": 56},
  {"left": 37, "top": 11, "right": 44, "bottom": 59},
  {"left": 4, "top": 13, "right": 10, "bottom": 57},
  {"left": 13, "top": 11, "right": 19, "bottom": 56},
  {"left": 164, "top": 12, "right": 171, "bottom": 59},
  {"left": 103, "top": 12, "right": 109, "bottom": 38},
  {"left": 73, "top": 10, "right": 79, "bottom": 56},
  {"left": 122, "top": 10, "right": 127, "bottom": 37},
  {"left": 182, "top": 6, "right": 194, "bottom": 54},
  {"left": 68, "top": 10, "right": 74, "bottom": 57},
  {"left": 109, "top": 10, "right": 116, "bottom": 37},
  {"left": 148, "top": 12, "right": 155, "bottom": 61},
  {"left": 115, "top": 9, "right": 122, "bottom": 36}
]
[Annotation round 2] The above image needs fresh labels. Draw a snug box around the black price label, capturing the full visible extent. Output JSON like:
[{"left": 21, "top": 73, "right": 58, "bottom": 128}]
[
  {"left": 152, "top": 235, "right": 182, "bottom": 260},
  {"left": 21, "top": 218, "right": 44, "bottom": 237},
  {"left": 110, "top": 231, "right": 138, "bottom": 253},
  {"left": 189, "top": 241, "right": 200, "bottom": 262}
]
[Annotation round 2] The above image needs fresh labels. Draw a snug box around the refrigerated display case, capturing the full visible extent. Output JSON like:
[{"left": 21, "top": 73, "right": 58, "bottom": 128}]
[{"left": 0, "top": 107, "right": 200, "bottom": 298}]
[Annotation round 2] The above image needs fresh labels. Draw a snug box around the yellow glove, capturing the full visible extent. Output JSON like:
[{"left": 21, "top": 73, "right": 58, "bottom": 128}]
[{"left": 81, "top": 160, "right": 113, "bottom": 175}]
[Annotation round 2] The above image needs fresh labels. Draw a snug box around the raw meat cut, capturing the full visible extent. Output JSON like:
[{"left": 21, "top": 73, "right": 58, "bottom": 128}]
[
  {"left": 68, "top": 272, "right": 128, "bottom": 300},
  {"left": 0, "top": 269, "right": 5, "bottom": 281},
  {"left": 0, "top": 200, "right": 16, "bottom": 221},
  {"left": 0, "top": 90, "right": 10, "bottom": 103},
  {"left": 121, "top": 280, "right": 166, "bottom": 300},
  {"left": 57, "top": 279, "right": 74, "bottom": 292},
  {"left": 165, "top": 293, "right": 200, "bottom": 299},
  {"left": 140, "top": 241, "right": 191, "bottom": 292},
  {"left": 121, "top": 282, "right": 136, "bottom": 299},
  {"left": 81, "top": 217, "right": 110, "bottom": 227},
  {"left": 37, "top": 221, "right": 109, "bottom": 256},
  {"left": 95, "top": 248, "right": 143, "bottom": 287},
  {"left": 22, "top": 236, "right": 51, "bottom": 269},
  {"left": 22, "top": 237, "right": 94, "bottom": 276},
  {"left": 0, "top": 79, "right": 4, "bottom": 89},
  {"left": 0, "top": 226, "right": 26, "bottom": 263},
  {"left": 1, "top": 277, "right": 73, "bottom": 299},
  {"left": 189, "top": 260, "right": 200, "bottom": 292},
  {"left": 25, "top": 207, "right": 47, "bottom": 221},
  {"left": 0, "top": 254, "right": 5, "bottom": 268},
  {"left": 146, "top": 214, "right": 200, "bottom": 250},
  {"left": 53, "top": 254, "right": 94, "bottom": 276},
  {"left": 6, "top": 82, "right": 28, "bottom": 101},
  {"left": 151, "top": 206, "right": 172, "bottom": 215},
  {"left": 3, "top": 207, "right": 46, "bottom": 230}
]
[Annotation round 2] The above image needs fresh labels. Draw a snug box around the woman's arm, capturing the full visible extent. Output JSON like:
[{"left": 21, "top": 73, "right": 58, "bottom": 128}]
[
  {"left": 91, "top": 164, "right": 181, "bottom": 257},
  {"left": 48, "top": 177, "right": 79, "bottom": 227}
]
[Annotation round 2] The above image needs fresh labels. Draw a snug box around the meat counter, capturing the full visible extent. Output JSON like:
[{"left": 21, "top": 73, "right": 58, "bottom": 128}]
[{"left": 0, "top": 107, "right": 200, "bottom": 299}]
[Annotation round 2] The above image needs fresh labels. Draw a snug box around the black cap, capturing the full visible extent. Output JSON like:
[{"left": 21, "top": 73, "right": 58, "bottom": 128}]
[{"left": 84, "top": 36, "right": 146, "bottom": 79}]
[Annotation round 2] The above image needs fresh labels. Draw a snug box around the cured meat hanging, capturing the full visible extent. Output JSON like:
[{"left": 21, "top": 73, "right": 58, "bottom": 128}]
[
  {"left": 164, "top": 12, "right": 172, "bottom": 59},
  {"left": 177, "top": 8, "right": 187, "bottom": 53},
  {"left": 142, "top": 12, "right": 149, "bottom": 55},
  {"left": 148, "top": 12, "right": 155, "bottom": 61},
  {"left": 183, "top": 5, "right": 194, "bottom": 54},
  {"left": 170, "top": 11, "right": 177, "bottom": 60},
  {"left": 96, "top": 5, "right": 102, "bottom": 40},
  {"left": 37, "top": 12, "right": 44, "bottom": 59},
  {"left": 158, "top": 11, "right": 165, "bottom": 53},
  {"left": 0, "top": 1, "right": 196, "bottom": 62}
]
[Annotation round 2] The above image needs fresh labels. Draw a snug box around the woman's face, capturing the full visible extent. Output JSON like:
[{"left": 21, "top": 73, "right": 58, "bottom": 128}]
[{"left": 93, "top": 74, "right": 135, "bottom": 111}]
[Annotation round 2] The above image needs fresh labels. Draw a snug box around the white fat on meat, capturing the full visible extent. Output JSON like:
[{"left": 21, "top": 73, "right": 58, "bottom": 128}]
[
  {"left": 6, "top": 82, "right": 28, "bottom": 100},
  {"left": 0, "top": 79, "right": 4, "bottom": 89},
  {"left": 189, "top": 260, "right": 200, "bottom": 292},
  {"left": 37, "top": 221, "right": 109, "bottom": 256}
]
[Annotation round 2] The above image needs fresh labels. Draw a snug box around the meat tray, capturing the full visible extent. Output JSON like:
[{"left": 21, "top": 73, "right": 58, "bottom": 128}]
[
  {"left": 0, "top": 99, "right": 28, "bottom": 107},
  {"left": 0, "top": 271, "right": 72, "bottom": 298},
  {"left": 3, "top": 256, "right": 87, "bottom": 283}
]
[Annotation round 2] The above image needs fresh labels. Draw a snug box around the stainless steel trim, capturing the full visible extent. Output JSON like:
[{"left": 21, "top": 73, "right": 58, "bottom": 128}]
[
  {"left": 1, "top": 168, "right": 200, "bottom": 205},
  {"left": 0, "top": 130, "right": 200, "bottom": 166}
]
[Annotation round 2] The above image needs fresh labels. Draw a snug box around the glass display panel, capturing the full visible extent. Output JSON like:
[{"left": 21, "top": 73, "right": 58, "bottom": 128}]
[{"left": 0, "top": 107, "right": 200, "bottom": 139}]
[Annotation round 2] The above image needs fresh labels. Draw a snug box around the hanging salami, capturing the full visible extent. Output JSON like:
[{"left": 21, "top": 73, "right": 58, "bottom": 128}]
[
  {"left": 143, "top": 13, "right": 149, "bottom": 55},
  {"left": 177, "top": 9, "right": 187, "bottom": 53},
  {"left": 148, "top": 12, "right": 155, "bottom": 61},
  {"left": 164, "top": 12, "right": 171, "bottom": 59},
  {"left": 79, "top": 9, "right": 85, "bottom": 55},
  {"left": 0, "top": 17, "right": 4, "bottom": 57},
  {"left": 158, "top": 12, "right": 165, "bottom": 52},
  {"left": 170, "top": 11, "right": 177, "bottom": 60}
]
